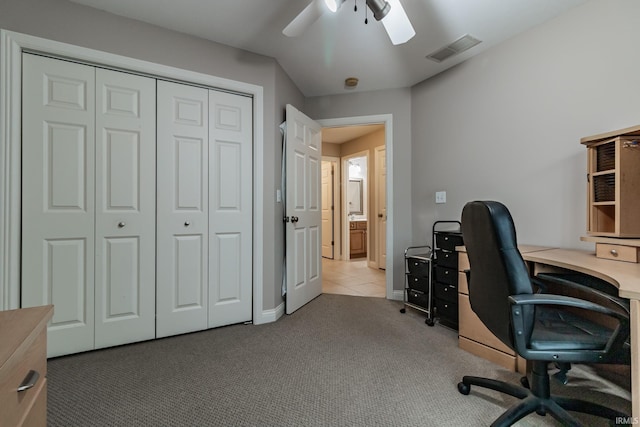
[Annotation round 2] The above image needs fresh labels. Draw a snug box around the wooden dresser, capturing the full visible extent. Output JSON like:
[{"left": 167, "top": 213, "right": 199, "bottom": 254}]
[{"left": 0, "top": 305, "right": 53, "bottom": 427}]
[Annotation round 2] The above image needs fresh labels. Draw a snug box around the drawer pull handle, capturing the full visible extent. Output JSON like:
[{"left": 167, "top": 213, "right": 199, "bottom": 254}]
[
  {"left": 17, "top": 370, "right": 39, "bottom": 392},
  {"left": 118, "top": 221, "right": 126, "bottom": 228},
  {"left": 184, "top": 221, "right": 191, "bottom": 227},
  {"left": 610, "top": 249, "right": 618, "bottom": 257}
]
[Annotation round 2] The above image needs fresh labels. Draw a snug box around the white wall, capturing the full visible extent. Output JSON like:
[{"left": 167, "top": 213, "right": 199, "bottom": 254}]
[{"left": 411, "top": 0, "right": 640, "bottom": 249}]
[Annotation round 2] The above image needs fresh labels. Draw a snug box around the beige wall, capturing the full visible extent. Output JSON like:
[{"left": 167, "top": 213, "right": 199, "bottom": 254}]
[{"left": 322, "top": 129, "right": 385, "bottom": 265}]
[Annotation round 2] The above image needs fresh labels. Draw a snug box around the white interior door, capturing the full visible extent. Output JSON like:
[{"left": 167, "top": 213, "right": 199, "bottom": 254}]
[
  {"left": 321, "top": 161, "right": 334, "bottom": 259},
  {"left": 21, "top": 54, "right": 97, "bottom": 357},
  {"left": 375, "top": 146, "right": 387, "bottom": 269},
  {"left": 156, "top": 81, "right": 210, "bottom": 337},
  {"left": 285, "top": 104, "right": 322, "bottom": 314},
  {"left": 208, "top": 90, "right": 253, "bottom": 328},
  {"left": 93, "top": 68, "right": 156, "bottom": 349}
]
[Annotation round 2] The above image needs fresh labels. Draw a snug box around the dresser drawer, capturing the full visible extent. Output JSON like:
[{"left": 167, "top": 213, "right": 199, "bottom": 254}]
[
  {"left": 433, "top": 281, "right": 457, "bottom": 303},
  {"left": 407, "top": 289, "right": 429, "bottom": 309},
  {"left": 434, "top": 265, "right": 457, "bottom": 285},
  {"left": 407, "top": 274, "right": 430, "bottom": 294},
  {"left": 434, "top": 298, "right": 458, "bottom": 320},
  {"left": 0, "top": 328, "right": 47, "bottom": 427},
  {"left": 435, "top": 249, "right": 458, "bottom": 269},
  {"left": 435, "top": 232, "right": 463, "bottom": 251},
  {"left": 596, "top": 243, "right": 639, "bottom": 263},
  {"left": 407, "top": 256, "right": 431, "bottom": 277}
]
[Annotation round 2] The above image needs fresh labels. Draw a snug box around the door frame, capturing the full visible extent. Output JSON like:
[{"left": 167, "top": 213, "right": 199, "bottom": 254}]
[
  {"left": 0, "top": 30, "right": 268, "bottom": 323},
  {"left": 342, "top": 150, "right": 369, "bottom": 261},
  {"left": 318, "top": 115, "right": 393, "bottom": 300}
]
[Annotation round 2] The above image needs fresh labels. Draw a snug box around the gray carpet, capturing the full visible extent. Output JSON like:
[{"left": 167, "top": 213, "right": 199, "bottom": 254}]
[{"left": 47, "top": 294, "right": 631, "bottom": 426}]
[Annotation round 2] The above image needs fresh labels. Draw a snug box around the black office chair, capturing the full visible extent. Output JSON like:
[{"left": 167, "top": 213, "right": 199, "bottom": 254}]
[{"left": 457, "top": 201, "right": 630, "bottom": 426}]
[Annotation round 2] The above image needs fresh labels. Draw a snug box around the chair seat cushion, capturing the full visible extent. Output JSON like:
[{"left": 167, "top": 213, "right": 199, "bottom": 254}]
[{"left": 530, "top": 306, "right": 613, "bottom": 351}]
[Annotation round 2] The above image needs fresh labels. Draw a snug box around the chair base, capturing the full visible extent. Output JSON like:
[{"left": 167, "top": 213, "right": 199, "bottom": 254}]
[{"left": 457, "top": 361, "right": 628, "bottom": 427}]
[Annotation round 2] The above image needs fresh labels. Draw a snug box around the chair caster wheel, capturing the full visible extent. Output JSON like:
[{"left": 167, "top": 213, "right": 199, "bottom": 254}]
[
  {"left": 400, "top": 308, "right": 406, "bottom": 313},
  {"left": 457, "top": 382, "right": 470, "bottom": 395},
  {"left": 426, "top": 318, "right": 435, "bottom": 326},
  {"left": 520, "top": 376, "right": 530, "bottom": 389}
]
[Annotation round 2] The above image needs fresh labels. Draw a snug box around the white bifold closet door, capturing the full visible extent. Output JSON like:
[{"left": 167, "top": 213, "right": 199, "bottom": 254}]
[
  {"left": 156, "top": 81, "right": 210, "bottom": 337},
  {"left": 156, "top": 82, "right": 252, "bottom": 337},
  {"left": 21, "top": 54, "right": 156, "bottom": 356}
]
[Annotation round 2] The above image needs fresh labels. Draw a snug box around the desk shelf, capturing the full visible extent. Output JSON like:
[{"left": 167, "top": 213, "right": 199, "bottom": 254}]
[{"left": 582, "top": 126, "right": 640, "bottom": 237}]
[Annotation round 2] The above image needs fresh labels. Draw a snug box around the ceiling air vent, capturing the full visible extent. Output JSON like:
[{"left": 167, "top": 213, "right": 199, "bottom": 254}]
[{"left": 426, "top": 34, "right": 482, "bottom": 63}]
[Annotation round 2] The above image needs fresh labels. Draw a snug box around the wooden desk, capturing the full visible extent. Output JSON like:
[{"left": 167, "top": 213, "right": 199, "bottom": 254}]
[{"left": 522, "top": 248, "right": 640, "bottom": 418}]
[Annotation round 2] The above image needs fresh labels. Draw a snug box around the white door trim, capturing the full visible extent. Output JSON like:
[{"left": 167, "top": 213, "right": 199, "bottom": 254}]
[
  {"left": 318, "top": 115, "right": 393, "bottom": 300},
  {"left": 0, "top": 29, "right": 267, "bottom": 324}
]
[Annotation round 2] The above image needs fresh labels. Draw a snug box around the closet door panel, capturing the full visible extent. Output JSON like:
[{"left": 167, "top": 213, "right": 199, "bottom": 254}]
[
  {"left": 94, "top": 68, "right": 156, "bottom": 349},
  {"left": 156, "top": 81, "right": 209, "bottom": 338},
  {"left": 22, "top": 54, "right": 96, "bottom": 357},
  {"left": 208, "top": 91, "right": 252, "bottom": 328}
]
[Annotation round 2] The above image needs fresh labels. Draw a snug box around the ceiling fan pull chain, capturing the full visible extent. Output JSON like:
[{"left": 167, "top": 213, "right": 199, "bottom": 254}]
[
  {"left": 354, "top": 0, "right": 357, "bottom": 12},
  {"left": 365, "top": 5, "right": 368, "bottom": 24}
]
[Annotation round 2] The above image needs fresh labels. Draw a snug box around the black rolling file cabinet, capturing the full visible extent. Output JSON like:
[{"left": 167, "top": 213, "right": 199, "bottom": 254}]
[
  {"left": 432, "top": 221, "right": 463, "bottom": 330},
  {"left": 400, "top": 245, "right": 434, "bottom": 325}
]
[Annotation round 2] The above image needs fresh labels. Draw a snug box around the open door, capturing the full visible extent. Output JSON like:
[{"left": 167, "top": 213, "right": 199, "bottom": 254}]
[
  {"left": 321, "top": 161, "right": 334, "bottom": 259},
  {"left": 285, "top": 104, "right": 322, "bottom": 314}
]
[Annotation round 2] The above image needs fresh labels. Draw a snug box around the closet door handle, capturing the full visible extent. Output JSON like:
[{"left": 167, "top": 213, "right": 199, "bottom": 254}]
[{"left": 118, "top": 221, "right": 126, "bottom": 228}]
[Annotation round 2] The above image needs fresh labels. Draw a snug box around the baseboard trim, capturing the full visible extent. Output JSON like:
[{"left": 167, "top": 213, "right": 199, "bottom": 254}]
[
  {"left": 255, "top": 301, "right": 285, "bottom": 325},
  {"left": 392, "top": 289, "right": 404, "bottom": 301}
]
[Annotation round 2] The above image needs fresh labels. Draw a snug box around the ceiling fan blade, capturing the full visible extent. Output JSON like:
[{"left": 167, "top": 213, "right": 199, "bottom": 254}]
[
  {"left": 381, "top": 0, "right": 415, "bottom": 45},
  {"left": 283, "top": 0, "right": 326, "bottom": 37}
]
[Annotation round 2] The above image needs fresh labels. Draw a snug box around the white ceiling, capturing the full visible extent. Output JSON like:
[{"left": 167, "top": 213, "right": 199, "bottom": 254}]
[{"left": 69, "top": 0, "right": 587, "bottom": 97}]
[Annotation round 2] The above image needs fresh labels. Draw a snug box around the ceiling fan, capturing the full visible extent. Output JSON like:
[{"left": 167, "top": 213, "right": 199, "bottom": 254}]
[{"left": 283, "top": 0, "right": 415, "bottom": 45}]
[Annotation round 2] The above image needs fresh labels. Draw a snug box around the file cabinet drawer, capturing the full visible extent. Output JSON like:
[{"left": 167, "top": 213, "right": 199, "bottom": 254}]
[
  {"left": 407, "top": 274, "right": 430, "bottom": 293},
  {"left": 435, "top": 265, "right": 457, "bottom": 285}
]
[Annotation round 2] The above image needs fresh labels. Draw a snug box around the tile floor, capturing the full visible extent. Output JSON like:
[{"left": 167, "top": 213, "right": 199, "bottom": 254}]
[{"left": 322, "top": 257, "right": 386, "bottom": 298}]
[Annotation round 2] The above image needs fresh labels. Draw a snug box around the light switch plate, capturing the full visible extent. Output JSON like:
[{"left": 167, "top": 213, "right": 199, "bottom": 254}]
[{"left": 435, "top": 191, "right": 446, "bottom": 204}]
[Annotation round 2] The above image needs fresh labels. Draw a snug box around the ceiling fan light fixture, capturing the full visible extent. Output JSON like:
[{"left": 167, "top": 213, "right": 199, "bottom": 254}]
[
  {"left": 366, "top": 0, "right": 391, "bottom": 21},
  {"left": 324, "top": 0, "right": 344, "bottom": 13},
  {"left": 381, "top": 0, "right": 415, "bottom": 45}
]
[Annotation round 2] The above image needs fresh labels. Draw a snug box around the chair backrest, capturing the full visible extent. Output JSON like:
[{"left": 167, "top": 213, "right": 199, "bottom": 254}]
[{"left": 461, "top": 201, "right": 534, "bottom": 350}]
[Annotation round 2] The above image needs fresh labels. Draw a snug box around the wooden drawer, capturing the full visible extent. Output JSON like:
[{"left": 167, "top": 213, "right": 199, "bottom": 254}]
[
  {"left": 596, "top": 243, "right": 639, "bottom": 263},
  {"left": 458, "top": 271, "right": 468, "bottom": 295},
  {"left": 458, "top": 293, "right": 513, "bottom": 356},
  {"left": 0, "top": 329, "right": 47, "bottom": 427},
  {"left": 356, "top": 221, "right": 367, "bottom": 230},
  {"left": 459, "top": 337, "right": 517, "bottom": 372},
  {"left": 458, "top": 250, "right": 469, "bottom": 271}
]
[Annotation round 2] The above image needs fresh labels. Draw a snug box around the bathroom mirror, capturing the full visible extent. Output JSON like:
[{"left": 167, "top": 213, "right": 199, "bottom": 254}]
[{"left": 348, "top": 178, "right": 363, "bottom": 215}]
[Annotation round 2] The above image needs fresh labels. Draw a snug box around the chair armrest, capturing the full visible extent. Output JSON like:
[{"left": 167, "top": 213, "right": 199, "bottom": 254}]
[
  {"left": 508, "top": 294, "right": 628, "bottom": 322},
  {"left": 509, "top": 294, "right": 630, "bottom": 364},
  {"left": 535, "top": 273, "right": 629, "bottom": 315}
]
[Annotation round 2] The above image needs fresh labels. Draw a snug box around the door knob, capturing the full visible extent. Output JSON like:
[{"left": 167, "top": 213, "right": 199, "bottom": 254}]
[
  {"left": 378, "top": 214, "right": 383, "bottom": 218},
  {"left": 291, "top": 216, "right": 299, "bottom": 223},
  {"left": 118, "top": 221, "right": 126, "bottom": 228}
]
